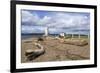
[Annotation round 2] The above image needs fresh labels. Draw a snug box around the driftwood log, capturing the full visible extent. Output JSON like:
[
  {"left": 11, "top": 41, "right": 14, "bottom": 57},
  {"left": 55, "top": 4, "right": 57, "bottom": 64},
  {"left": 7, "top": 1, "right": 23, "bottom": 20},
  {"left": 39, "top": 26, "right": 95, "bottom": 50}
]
[
  {"left": 25, "top": 43, "right": 45, "bottom": 61},
  {"left": 63, "top": 39, "right": 88, "bottom": 46},
  {"left": 57, "top": 38, "right": 88, "bottom": 46}
]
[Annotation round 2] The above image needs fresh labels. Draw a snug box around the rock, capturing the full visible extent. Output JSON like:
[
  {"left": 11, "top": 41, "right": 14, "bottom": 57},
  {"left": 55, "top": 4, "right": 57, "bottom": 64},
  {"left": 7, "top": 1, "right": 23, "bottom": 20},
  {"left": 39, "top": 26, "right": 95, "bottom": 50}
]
[{"left": 37, "top": 37, "right": 44, "bottom": 41}]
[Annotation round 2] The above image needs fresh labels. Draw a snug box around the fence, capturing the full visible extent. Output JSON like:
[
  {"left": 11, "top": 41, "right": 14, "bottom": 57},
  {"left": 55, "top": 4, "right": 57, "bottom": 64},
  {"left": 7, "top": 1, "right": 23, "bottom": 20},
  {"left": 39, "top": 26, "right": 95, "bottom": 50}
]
[{"left": 65, "top": 34, "right": 90, "bottom": 39}]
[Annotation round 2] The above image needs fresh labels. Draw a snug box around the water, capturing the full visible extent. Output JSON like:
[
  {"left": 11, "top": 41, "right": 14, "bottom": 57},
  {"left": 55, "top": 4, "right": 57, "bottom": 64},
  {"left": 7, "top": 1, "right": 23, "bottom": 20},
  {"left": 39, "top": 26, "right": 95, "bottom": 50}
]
[
  {"left": 21, "top": 33, "right": 60, "bottom": 39},
  {"left": 21, "top": 34, "right": 43, "bottom": 40},
  {"left": 22, "top": 32, "right": 89, "bottom": 40}
]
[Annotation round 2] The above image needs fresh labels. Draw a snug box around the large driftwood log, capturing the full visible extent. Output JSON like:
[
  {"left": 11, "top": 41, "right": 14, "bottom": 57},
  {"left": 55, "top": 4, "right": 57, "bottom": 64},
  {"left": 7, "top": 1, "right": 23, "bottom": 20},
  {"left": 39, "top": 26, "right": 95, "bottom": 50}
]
[
  {"left": 25, "top": 43, "right": 45, "bottom": 61},
  {"left": 57, "top": 38, "right": 88, "bottom": 46},
  {"left": 63, "top": 39, "right": 88, "bottom": 46}
]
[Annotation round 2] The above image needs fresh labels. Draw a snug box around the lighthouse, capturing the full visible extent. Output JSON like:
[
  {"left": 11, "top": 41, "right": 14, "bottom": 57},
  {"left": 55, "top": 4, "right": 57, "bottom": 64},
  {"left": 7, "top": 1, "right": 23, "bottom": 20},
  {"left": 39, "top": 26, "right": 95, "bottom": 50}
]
[{"left": 44, "top": 27, "right": 48, "bottom": 36}]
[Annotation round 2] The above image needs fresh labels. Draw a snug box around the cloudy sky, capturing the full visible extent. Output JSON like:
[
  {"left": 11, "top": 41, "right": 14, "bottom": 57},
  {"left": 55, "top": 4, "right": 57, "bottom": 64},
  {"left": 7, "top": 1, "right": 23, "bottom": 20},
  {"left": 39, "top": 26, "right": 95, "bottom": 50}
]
[{"left": 21, "top": 10, "right": 90, "bottom": 34}]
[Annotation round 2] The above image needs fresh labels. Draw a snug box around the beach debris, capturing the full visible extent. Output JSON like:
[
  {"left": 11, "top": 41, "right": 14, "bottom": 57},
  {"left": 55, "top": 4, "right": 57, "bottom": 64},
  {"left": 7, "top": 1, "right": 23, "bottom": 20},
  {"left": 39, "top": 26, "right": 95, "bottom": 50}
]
[
  {"left": 63, "top": 39, "right": 88, "bottom": 46},
  {"left": 37, "top": 37, "right": 44, "bottom": 41},
  {"left": 25, "top": 43, "right": 45, "bottom": 61}
]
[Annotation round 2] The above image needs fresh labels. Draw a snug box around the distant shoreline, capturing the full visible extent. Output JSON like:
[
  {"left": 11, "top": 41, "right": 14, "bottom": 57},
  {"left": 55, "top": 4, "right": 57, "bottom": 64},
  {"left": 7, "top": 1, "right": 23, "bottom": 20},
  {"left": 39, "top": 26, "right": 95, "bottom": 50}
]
[{"left": 21, "top": 34, "right": 89, "bottom": 40}]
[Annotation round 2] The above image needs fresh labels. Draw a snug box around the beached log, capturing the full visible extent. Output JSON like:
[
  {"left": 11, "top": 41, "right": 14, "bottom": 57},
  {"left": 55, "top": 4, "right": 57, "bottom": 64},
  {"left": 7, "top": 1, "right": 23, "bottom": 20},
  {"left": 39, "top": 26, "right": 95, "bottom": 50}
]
[
  {"left": 25, "top": 49, "right": 35, "bottom": 56},
  {"left": 63, "top": 39, "right": 88, "bottom": 46},
  {"left": 25, "top": 43, "right": 45, "bottom": 61}
]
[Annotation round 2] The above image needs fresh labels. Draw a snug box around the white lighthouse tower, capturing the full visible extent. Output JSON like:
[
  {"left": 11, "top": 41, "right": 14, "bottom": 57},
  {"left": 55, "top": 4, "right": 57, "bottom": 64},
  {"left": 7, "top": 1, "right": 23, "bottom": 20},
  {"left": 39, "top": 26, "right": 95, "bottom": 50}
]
[{"left": 44, "top": 27, "right": 48, "bottom": 36}]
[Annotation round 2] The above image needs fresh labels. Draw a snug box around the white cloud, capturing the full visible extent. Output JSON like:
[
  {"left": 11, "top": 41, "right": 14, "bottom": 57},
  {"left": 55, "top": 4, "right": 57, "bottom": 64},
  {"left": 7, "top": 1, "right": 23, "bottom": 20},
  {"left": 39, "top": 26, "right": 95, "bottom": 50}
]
[
  {"left": 22, "top": 10, "right": 90, "bottom": 29},
  {"left": 22, "top": 10, "right": 39, "bottom": 24},
  {"left": 22, "top": 25, "right": 45, "bottom": 34},
  {"left": 51, "top": 13, "right": 90, "bottom": 29},
  {"left": 21, "top": 10, "right": 90, "bottom": 34},
  {"left": 37, "top": 16, "right": 51, "bottom": 25}
]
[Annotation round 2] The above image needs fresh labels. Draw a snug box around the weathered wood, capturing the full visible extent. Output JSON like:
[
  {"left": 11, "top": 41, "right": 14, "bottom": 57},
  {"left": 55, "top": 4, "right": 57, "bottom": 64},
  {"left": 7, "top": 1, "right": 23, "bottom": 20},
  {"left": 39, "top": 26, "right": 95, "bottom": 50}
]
[
  {"left": 63, "top": 39, "right": 88, "bottom": 46},
  {"left": 25, "top": 43, "right": 45, "bottom": 61}
]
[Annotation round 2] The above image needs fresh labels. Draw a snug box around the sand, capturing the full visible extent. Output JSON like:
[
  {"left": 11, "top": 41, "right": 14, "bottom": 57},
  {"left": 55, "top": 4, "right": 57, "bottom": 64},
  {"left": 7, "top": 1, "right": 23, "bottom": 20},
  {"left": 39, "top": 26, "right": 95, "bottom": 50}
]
[{"left": 21, "top": 37, "right": 90, "bottom": 63}]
